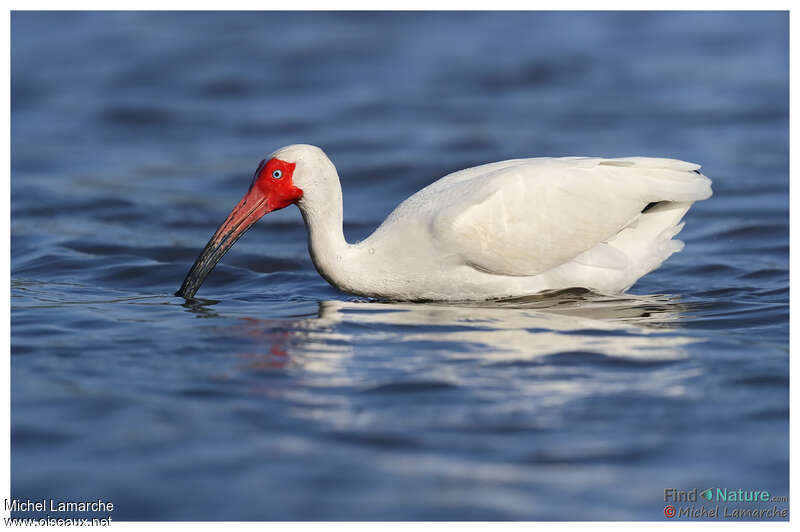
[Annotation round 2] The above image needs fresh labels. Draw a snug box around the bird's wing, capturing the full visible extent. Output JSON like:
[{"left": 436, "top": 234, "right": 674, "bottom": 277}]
[{"left": 430, "top": 157, "right": 712, "bottom": 276}]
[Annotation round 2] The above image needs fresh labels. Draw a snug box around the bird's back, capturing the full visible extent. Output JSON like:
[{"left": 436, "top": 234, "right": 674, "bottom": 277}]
[{"left": 378, "top": 155, "right": 710, "bottom": 238}]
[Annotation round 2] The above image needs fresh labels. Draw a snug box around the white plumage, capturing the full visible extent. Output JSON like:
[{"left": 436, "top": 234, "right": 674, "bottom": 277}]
[
  {"left": 178, "top": 144, "right": 712, "bottom": 301},
  {"left": 286, "top": 146, "right": 711, "bottom": 300}
]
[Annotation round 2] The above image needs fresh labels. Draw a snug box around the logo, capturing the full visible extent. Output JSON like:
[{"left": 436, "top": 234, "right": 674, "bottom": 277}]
[{"left": 662, "top": 487, "right": 788, "bottom": 520}]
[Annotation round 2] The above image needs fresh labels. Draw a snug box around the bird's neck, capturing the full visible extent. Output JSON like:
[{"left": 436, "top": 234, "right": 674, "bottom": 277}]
[{"left": 296, "top": 183, "right": 354, "bottom": 288}]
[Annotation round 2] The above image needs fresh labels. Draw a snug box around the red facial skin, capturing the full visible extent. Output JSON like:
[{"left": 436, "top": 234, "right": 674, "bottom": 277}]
[
  {"left": 175, "top": 158, "right": 303, "bottom": 298},
  {"left": 252, "top": 158, "right": 303, "bottom": 211}
]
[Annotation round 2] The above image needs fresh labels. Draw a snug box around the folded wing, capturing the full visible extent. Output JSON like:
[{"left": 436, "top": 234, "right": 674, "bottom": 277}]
[{"left": 430, "top": 157, "right": 712, "bottom": 276}]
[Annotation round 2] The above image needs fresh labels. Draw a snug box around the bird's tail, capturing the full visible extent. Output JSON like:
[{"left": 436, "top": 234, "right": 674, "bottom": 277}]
[{"left": 609, "top": 200, "right": 695, "bottom": 291}]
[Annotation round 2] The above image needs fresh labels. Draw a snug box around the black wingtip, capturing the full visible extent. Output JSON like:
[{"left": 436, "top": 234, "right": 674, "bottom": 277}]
[{"left": 641, "top": 201, "right": 662, "bottom": 213}]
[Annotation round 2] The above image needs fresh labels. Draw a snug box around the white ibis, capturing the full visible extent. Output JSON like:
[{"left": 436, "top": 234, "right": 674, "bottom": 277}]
[{"left": 176, "top": 144, "right": 712, "bottom": 301}]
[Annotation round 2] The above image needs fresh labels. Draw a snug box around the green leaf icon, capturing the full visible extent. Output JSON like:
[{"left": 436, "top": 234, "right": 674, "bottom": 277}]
[{"left": 700, "top": 488, "right": 713, "bottom": 501}]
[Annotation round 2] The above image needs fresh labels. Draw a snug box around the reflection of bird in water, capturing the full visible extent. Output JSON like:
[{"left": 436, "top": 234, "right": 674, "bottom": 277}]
[
  {"left": 222, "top": 291, "right": 700, "bottom": 378},
  {"left": 235, "top": 323, "right": 291, "bottom": 371}
]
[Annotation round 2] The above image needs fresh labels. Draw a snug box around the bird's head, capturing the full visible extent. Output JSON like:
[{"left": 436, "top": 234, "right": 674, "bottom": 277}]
[{"left": 175, "top": 144, "right": 335, "bottom": 299}]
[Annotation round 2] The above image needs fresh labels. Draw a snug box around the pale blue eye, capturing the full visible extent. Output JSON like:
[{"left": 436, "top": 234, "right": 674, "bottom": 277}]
[{"left": 272, "top": 170, "right": 283, "bottom": 179}]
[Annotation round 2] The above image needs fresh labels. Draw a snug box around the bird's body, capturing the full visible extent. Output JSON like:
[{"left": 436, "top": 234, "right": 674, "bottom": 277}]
[{"left": 177, "top": 145, "right": 712, "bottom": 301}]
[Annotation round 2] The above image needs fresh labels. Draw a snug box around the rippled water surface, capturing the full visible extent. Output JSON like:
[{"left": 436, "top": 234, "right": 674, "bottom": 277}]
[{"left": 11, "top": 12, "right": 788, "bottom": 520}]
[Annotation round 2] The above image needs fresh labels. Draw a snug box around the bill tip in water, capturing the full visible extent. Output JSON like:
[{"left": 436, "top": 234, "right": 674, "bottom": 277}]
[{"left": 175, "top": 285, "right": 197, "bottom": 299}]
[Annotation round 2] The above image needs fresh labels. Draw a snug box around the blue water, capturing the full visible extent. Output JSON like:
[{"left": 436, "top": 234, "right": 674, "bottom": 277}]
[{"left": 11, "top": 11, "right": 788, "bottom": 520}]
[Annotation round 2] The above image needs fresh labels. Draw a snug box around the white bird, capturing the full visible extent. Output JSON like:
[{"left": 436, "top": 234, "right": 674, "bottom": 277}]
[{"left": 176, "top": 144, "right": 712, "bottom": 301}]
